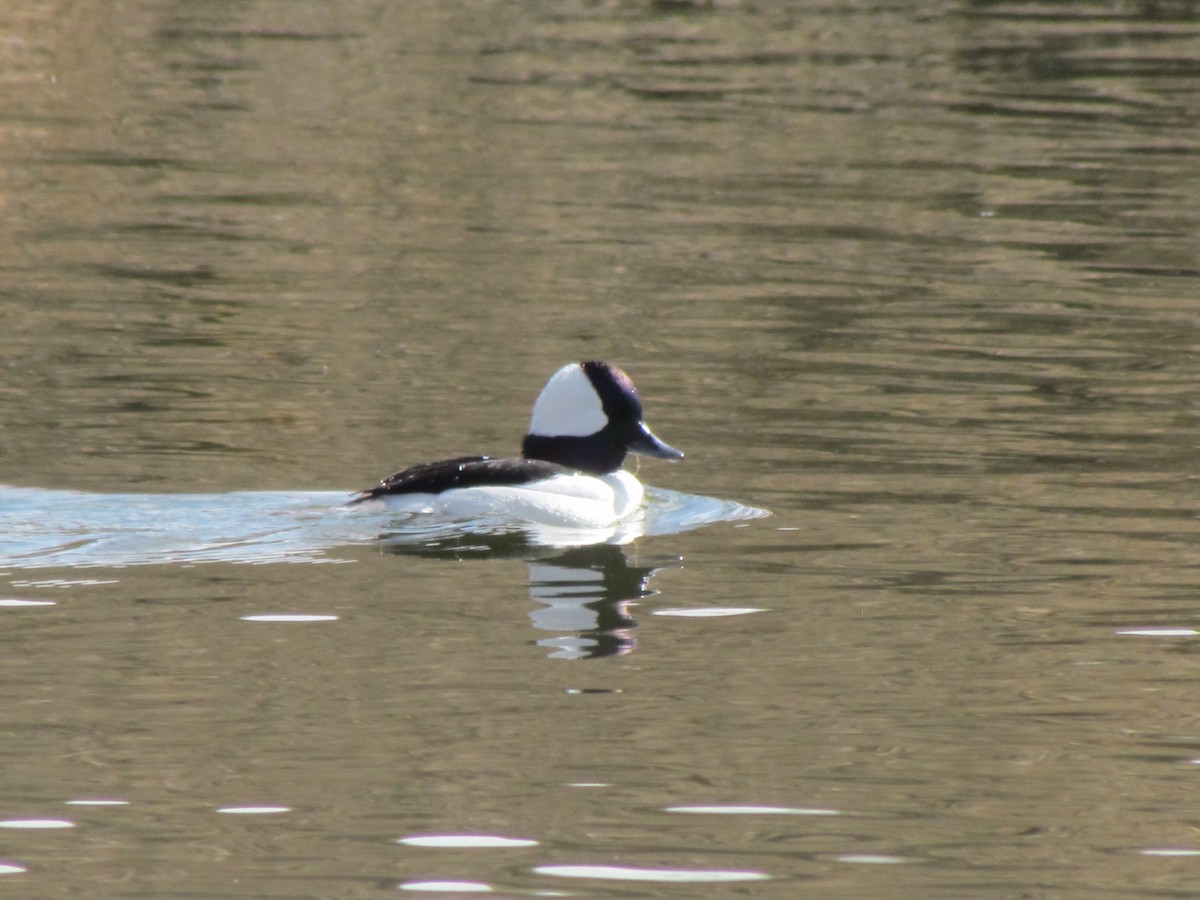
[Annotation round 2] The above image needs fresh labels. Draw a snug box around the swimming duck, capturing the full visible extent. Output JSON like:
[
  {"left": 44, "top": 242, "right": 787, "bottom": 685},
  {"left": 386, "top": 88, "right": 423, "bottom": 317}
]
[{"left": 349, "top": 361, "right": 683, "bottom": 528}]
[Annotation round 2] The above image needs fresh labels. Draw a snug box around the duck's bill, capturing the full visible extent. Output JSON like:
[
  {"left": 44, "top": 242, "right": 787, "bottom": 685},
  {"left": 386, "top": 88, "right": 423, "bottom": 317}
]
[{"left": 628, "top": 422, "right": 684, "bottom": 460}]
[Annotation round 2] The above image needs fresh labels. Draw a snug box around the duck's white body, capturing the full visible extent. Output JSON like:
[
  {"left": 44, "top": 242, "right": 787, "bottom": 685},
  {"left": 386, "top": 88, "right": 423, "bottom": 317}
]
[
  {"left": 351, "top": 362, "right": 681, "bottom": 529},
  {"left": 372, "top": 470, "right": 644, "bottom": 529}
]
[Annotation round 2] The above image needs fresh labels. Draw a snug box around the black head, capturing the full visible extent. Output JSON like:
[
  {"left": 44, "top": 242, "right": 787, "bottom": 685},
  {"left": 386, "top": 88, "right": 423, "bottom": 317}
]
[{"left": 522, "top": 362, "right": 683, "bottom": 475}]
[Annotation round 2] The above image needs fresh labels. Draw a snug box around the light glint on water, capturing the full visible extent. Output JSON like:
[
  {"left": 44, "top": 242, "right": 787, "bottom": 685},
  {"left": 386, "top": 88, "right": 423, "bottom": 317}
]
[
  {"left": 837, "top": 854, "right": 912, "bottom": 865},
  {"left": 1116, "top": 628, "right": 1198, "bottom": 637},
  {"left": 65, "top": 799, "right": 129, "bottom": 807},
  {"left": 398, "top": 881, "right": 494, "bottom": 893},
  {"left": 667, "top": 805, "right": 840, "bottom": 815},
  {"left": 398, "top": 835, "right": 539, "bottom": 848},
  {"left": 533, "top": 864, "right": 769, "bottom": 883},
  {"left": 653, "top": 607, "right": 766, "bottom": 618}
]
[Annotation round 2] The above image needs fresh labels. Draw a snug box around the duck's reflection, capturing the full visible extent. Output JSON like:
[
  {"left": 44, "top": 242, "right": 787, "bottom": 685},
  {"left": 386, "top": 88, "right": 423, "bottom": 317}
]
[
  {"left": 528, "top": 544, "right": 660, "bottom": 659},
  {"left": 378, "top": 530, "right": 674, "bottom": 660}
]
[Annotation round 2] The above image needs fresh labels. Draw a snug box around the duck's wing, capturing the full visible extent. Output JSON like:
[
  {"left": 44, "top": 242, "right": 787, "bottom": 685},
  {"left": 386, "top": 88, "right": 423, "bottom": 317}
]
[{"left": 348, "top": 456, "right": 576, "bottom": 503}]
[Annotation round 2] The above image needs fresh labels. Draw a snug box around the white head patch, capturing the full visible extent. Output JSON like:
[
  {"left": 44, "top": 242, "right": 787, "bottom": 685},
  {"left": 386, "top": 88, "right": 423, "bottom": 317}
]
[{"left": 528, "top": 363, "right": 608, "bottom": 438}]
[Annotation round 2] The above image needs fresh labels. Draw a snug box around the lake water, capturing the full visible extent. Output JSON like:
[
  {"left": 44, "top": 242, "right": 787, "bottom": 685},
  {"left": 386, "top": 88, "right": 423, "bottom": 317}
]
[{"left": 2, "top": 0, "right": 1199, "bottom": 896}]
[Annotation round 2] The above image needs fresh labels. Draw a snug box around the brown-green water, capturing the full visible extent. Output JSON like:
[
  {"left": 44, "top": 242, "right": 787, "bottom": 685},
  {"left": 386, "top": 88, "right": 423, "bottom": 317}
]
[{"left": 2, "top": 1, "right": 1200, "bottom": 896}]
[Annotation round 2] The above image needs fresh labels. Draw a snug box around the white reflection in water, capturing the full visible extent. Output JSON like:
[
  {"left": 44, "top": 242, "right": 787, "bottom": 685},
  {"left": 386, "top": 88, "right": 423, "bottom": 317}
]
[
  {"left": 1116, "top": 628, "right": 1198, "bottom": 637},
  {"left": 0, "top": 864, "right": 26, "bottom": 875},
  {"left": 65, "top": 799, "right": 128, "bottom": 807},
  {"left": 521, "top": 553, "right": 768, "bottom": 658},
  {"left": 216, "top": 806, "right": 290, "bottom": 815},
  {"left": 373, "top": 494, "right": 765, "bottom": 660},
  {"left": 0, "top": 598, "right": 56, "bottom": 607},
  {"left": 668, "top": 805, "right": 839, "bottom": 816},
  {"left": 0, "top": 819, "right": 75, "bottom": 829},
  {"left": 240, "top": 614, "right": 339, "bottom": 623},
  {"left": 837, "top": 854, "right": 912, "bottom": 864},
  {"left": 8, "top": 579, "right": 117, "bottom": 588},
  {"left": 375, "top": 486, "right": 765, "bottom": 552},
  {"left": 1140, "top": 848, "right": 1200, "bottom": 857},
  {"left": 534, "top": 864, "right": 769, "bottom": 883},
  {"left": 399, "top": 881, "right": 493, "bottom": 892},
  {"left": 517, "top": 548, "right": 766, "bottom": 658},
  {"left": 526, "top": 549, "right": 648, "bottom": 660},
  {"left": 653, "top": 607, "right": 766, "bottom": 618},
  {"left": 398, "top": 835, "right": 538, "bottom": 848}
]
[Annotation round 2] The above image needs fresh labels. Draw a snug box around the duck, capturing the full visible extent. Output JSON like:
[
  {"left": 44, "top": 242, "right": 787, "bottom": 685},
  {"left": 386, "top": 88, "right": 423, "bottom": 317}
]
[{"left": 348, "top": 361, "right": 683, "bottom": 529}]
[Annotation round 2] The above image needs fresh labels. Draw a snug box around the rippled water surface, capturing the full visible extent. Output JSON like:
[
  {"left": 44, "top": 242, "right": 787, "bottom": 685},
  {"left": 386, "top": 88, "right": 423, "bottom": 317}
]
[
  {"left": 2, "top": 0, "right": 1200, "bottom": 897},
  {"left": 0, "top": 484, "right": 764, "bottom": 565}
]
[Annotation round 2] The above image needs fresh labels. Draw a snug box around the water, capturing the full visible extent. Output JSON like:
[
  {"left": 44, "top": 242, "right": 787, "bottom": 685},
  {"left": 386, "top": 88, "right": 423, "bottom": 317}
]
[
  {"left": 0, "top": 485, "right": 763, "bottom": 567},
  {"left": 2, "top": 0, "right": 1200, "bottom": 896}
]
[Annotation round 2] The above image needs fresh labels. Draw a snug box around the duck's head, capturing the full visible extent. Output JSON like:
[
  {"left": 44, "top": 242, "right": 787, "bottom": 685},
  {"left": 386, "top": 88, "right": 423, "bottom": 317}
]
[{"left": 521, "top": 361, "right": 683, "bottom": 475}]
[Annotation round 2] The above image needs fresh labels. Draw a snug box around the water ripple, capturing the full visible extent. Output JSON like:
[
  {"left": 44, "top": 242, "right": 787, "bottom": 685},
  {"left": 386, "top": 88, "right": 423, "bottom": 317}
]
[{"left": 0, "top": 485, "right": 767, "bottom": 569}]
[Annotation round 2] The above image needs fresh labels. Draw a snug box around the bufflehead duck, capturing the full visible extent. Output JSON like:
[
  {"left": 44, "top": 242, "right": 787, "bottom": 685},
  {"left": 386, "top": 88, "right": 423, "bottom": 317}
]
[{"left": 349, "top": 361, "right": 683, "bottom": 528}]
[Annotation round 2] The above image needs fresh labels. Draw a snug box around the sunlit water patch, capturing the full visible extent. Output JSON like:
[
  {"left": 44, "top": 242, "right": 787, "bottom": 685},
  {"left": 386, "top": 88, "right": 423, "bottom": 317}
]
[
  {"left": 7, "top": 579, "right": 118, "bottom": 588},
  {"left": 398, "top": 835, "right": 538, "bottom": 848},
  {"left": 653, "top": 607, "right": 767, "bottom": 618},
  {"left": 667, "top": 805, "right": 840, "bottom": 816},
  {"left": 0, "top": 485, "right": 766, "bottom": 569},
  {"left": 399, "top": 881, "right": 494, "bottom": 893},
  {"left": 0, "top": 819, "right": 75, "bottom": 829},
  {"left": 1116, "top": 628, "right": 1198, "bottom": 637},
  {"left": 533, "top": 864, "right": 769, "bottom": 883},
  {"left": 65, "top": 799, "right": 128, "bottom": 807},
  {"left": 836, "top": 854, "right": 913, "bottom": 865}
]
